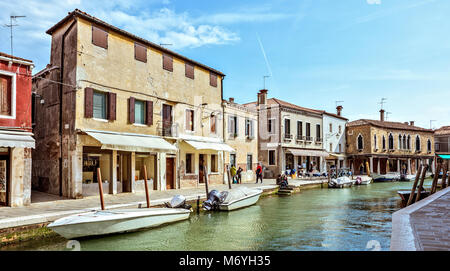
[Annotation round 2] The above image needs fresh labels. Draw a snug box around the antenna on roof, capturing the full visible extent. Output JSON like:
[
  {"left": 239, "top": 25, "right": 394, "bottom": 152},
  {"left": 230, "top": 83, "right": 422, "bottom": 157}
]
[
  {"left": 3, "top": 15, "right": 26, "bottom": 58},
  {"left": 263, "top": 75, "right": 270, "bottom": 89},
  {"left": 385, "top": 112, "right": 392, "bottom": 121},
  {"left": 430, "top": 120, "right": 436, "bottom": 130},
  {"left": 379, "top": 98, "right": 387, "bottom": 110}
]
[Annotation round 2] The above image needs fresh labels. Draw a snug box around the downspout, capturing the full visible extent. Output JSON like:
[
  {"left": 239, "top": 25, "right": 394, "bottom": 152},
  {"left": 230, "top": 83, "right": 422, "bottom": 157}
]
[{"left": 59, "top": 18, "right": 77, "bottom": 197}]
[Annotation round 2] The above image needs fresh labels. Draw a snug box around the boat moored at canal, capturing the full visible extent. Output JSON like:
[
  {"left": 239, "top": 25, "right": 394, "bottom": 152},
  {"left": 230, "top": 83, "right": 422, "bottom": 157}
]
[
  {"left": 328, "top": 176, "right": 353, "bottom": 188},
  {"left": 203, "top": 187, "right": 263, "bottom": 211}
]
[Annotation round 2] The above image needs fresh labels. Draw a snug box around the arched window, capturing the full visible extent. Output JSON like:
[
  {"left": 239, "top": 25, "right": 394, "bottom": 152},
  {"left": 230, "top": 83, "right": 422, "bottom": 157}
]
[
  {"left": 382, "top": 135, "right": 386, "bottom": 150},
  {"left": 388, "top": 133, "right": 394, "bottom": 150},
  {"left": 357, "top": 134, "right": 364, "bottom": 150},
  {"left": 415, "top": 135, "right": 421, "bottom": 152},
  {"left": 407, "top": 135, "right": 411, "bottom": 150},
  {"left": 427, "top": 139, "right": 431, "bottom": 152},
  {"left": 402, "top": 135, "right": 406, "bottom": 150},
  {"left": 374, "top": 134, "right": 377, "bottom": 149},
  {"left": 398, "top": 135, "right": 402, "bottom": 150}
]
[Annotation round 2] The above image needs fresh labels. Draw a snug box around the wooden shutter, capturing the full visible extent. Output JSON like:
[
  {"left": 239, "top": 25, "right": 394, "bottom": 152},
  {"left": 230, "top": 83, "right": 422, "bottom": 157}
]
[
  {"left": 107, "top": 92, "right": 116, "bottom": 121},
  {"left": 84, "top": 87, "right": 93, "bottom": 118},
  {"left": 129, "top": 97, "right": 135, "bottom": 124},
  {"left": 210, "top": 72, "right": 217, "bottom": 87},
  {"left": 186, "top": 110, "right": 191, "bottom": 130},
  {"left": 211, "top": 115, "right": 216, "bottom": 133},
  {"left": 185, "top": 63, "right": 194, "bottom": 79},
  {"left": 250, "top": 120, "right": 254, "bottom": 137},
  {"left": 135, "top": 43, "right": 147, "bottom": 62},
  {"left": 163, "top": 54, "right": 173, "bottom": 72},
  {"left": 235, "top": 117, "right": 239, "bottom": 135},
  {"left": 92, "top": 25, "right": 108, "bottom": 49},
  {"left": 0, "top": 75, "right": 11, "bottom": 115},
  {"left": 146, "top": 100, "right": 153, "bottom": 126}
]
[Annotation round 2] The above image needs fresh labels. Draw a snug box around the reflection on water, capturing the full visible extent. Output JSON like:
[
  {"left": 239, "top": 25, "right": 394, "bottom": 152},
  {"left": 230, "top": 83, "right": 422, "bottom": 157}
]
[{"left": 4, "top": 180, "right": 432, "bottom": 251}]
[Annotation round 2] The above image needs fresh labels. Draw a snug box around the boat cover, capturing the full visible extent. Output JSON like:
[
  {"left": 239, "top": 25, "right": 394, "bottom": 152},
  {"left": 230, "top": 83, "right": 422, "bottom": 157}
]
[{"left": 221, "top": 187, "right": 261, "bottom": 204}]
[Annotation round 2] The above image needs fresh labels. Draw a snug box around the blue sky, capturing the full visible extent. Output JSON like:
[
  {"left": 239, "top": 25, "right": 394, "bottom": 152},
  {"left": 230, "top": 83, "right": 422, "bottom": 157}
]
[{"left": 1, "top": 0, "right": 449, "bottom": 129}]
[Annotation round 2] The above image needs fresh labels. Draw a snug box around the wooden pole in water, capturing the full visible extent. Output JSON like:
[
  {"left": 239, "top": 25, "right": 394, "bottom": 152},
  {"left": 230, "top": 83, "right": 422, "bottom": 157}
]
[
  {"left": 406, "top": 165, "right": 422, "bottom": 207},
  {"left": 414, "top": 164, "right": 429, "bottom": 203},
  {"left": 97, "top": 167, "right": 105, "bottom": 210},
  {"left": 441, "top": 162, "right": 448, "bottom": 189},
  {"left": 204, "top": 165, "right": 209, "bottom": 197},
  {"left": 143, "top": 166, "right": 150, "bottom": 208},
  {"left": 365, "top": 161, "right": 371, "bottom": 177},
  {"left": 430, "top": 163, "right": 442, "bottom": 194}
]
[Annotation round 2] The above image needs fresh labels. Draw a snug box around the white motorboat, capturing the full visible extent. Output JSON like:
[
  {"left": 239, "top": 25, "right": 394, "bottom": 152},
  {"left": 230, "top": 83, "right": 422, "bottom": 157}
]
[
  {"left": 218, "top": 187, "right": 263, "bottom": 211},
  {"left": 329, "top": 176, "right": 353, "bottom": 188},
  {"left": 372, "top": 173, "right": 399, "bottom": 182},
  {"left": 47, "top": 207, "right": 191, "bottom": 239}
]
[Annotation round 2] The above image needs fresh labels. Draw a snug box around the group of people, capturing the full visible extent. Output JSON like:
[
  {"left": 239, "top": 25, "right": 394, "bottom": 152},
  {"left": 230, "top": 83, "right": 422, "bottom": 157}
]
[{"left": 229, "top": 163, "right": 264, "bottom": 184}]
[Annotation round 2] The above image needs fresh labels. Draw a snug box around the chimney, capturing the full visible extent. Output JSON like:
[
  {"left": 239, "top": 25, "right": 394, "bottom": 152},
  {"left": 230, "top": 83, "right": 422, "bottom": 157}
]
[
  {"left": 410, "top": 121, "right": 415, "bottom": 126},
  {"left": 404, "top": 122, "right": 409, "bottom": 125},
  {"left": 336, "top": 105, "right": 343, "bottom": 116},
  {"left": 380, "top": 109, "right": 385, "bottom": 122},
  {"left": 257, "top": 89, "right": 268, "bottom": 105},
  {"left": 229, "top": 97, "right": 234, "bottom": 103}
]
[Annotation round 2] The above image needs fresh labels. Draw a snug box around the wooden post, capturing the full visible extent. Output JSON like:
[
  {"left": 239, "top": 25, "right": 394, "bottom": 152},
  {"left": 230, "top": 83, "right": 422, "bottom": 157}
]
[
  {"left": 414, "top": 164, "right": 429, "bottom": 203},
  {"left": 430, "top": 163, "right": 442, "bottom": 194},
  {"left": 226, "top": 165, "right": 232, "bottom": 189},
  {"left": 97, "top": 167, "right": 105, "bottom": 210},
  {"left": 365, "top": 161, "right": 371, "bottom": 177},
  {"left": 204, "top": 165, "right": 209, "bottom": 197},
  {"left": 441, "top": 162, "right": 448, "bottom": 189},
  {"left": 143, "top": 166, "right": 150, "bottom": 208},
  {"left": 327, "top": 164, "right": 331, "bottom": 183},
  {"left": 406, "top": 165, "right": 422, "bottom": 207},
  {"left": 196, "top": 196, "right": 200, "bottom": 214}
]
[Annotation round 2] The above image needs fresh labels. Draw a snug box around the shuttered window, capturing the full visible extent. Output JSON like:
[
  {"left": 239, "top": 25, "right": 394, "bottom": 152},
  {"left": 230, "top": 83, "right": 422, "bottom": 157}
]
[
  {"left": 93, "top": 91, "right": 107, "bottom": 119},
  {"left": 92, "top": 25, "right": 108, "bottom": 49},
  {"left": 134, "top": 100, "right": 146, "bottom": 124},
  {"left": 129, "top": 97, "right": 135, "bottom": 124},
  {"left": 210, "top": 115, "right": 216, "bottom": 134},
  {"left": 163, "top": 54, "right": 173, "bottom": 72},
  {"left": 210, "top": 72, "right": 217, "bottom": 87},
  {"left": 107, "top": 92, "right": 116, "bottom": 121},
  {"left": 185, "top": 63, "right": 194, "bottom": 79},
  {"left": 134, "top": 43, "right": 147, "bottom": 63},
  {"left": 297, "top": 121, "right": 303, "bottom": 137},
  {"left": 0, "top": 74, "right": 12, "bottom": 116},
  {"left": 146, "top": 101, "right": 153, "bottom": 126}
]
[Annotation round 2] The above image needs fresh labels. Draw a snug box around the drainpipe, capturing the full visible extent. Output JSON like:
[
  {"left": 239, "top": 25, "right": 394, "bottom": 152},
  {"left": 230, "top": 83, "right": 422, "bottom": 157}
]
[{"left": 58, "top": 18, "right": 77, "bottom": 197}]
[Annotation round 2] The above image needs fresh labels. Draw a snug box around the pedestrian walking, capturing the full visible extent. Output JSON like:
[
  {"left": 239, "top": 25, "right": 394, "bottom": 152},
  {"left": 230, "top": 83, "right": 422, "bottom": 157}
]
[
  {"left": 255, "top": 163, "right": 263, "bottom": 183},
  {"left": 236, "top": 167, "right": 243, "bottom": 184},
  {"left": 230, "top": 164, "right": 237, "bottom": 184}
]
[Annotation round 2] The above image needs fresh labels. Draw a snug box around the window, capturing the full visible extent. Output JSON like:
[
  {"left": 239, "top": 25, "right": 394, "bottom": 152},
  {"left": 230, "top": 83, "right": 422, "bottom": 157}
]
[
  {"left": 210, "top": 115, "right": 216, "bottom": 134},
  {"left": 245, "top": 119, "right": 254, "bottom": 138},
  {"left": 435, "top": 142, "right": 440, "bottom": 152},
  {"left": 403, "top": 135, "right": 406, "bottom": 149},
  {"left": 357, "top": 134, "right": 364, "bottom": 150},
  {"left": 268, "top": 150, "right": 276, "bottom": 166},
  {"left": 374, "top": 134, "right": 377, "bottom": 149},
  {"left": 427, "top": 139, "right": 432, "bottom": 152},
  {"left": 229, "top": 116, "right": 238, "bottom": 136},
  {"left": 186, "top": 109, "right": 194, "bottom": 131},
  {"left": 247, "top": 154, "right": 253, "bottom": 170},
  {"left": 93, "top": 91, "right": 107, "bottom": 119},
  {"left": 210, "top": 72, "right": 217, "bottom": 87},
  {"left": 339, "top": 143, "right": 342, "bottom": 153},
  {"left": 211, "top": 154, "right": 218, "bottom": 172},
  {"left": 0, "top": 74, "right": 12, "bottom": 116},
  {"left": 185, "top": 63, "right": 194, "bottom": 79},
  {"left": 230, "top": 154, "right": 236, "bottom": 167},
  {"left": 382, "top": 136, "right": 386, "bottom": 150},
  {"left": 330, "top": 143, "right": 333, "bottom": 152},
  {"left": 415, "top": 135, "right": 421, "bottom": 152},
  {"left": 134, "top": 100, "right": 146, "bottom": 124},
  {"left": 134, "top": 43, "right": 147, "bottom": 62},
  {"left": 92, "top": 25, "right": 108, "bottom": 49},
  {"left": 284, "top": 119, "right": 290, "bottom": 137},
  {"left": 316, "top": 124, "right": 321, "bottom": 140},
  {"left": 268, "top": 119, "right": 275, "bottom": 134},
  {"left": 297, "top": 121, "right": 303, "bottom": 138},
  {"left": 306, "top": 123, "right": 311, "bottom": 138},
  {"left": 407, "top": 135, "right": 411, "bottom": 150},
  {"left": 398, "top": 135, "right": 402, "bottom": 150},
  {"left": 329, "top": 123, "right": 332, "bottom": 133},
  {"left": 186, "top": 154, "right": 193, "bottom": 174},
  {"left": 163, "top": 54, "right": 173, "bottom": 72},
  {"left": 388, "top": 133, "right": 394, "bottom": 150}
]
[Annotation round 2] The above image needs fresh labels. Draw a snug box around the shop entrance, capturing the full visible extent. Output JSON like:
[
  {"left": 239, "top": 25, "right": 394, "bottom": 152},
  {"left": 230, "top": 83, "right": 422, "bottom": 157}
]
[
  {"left": 117, "top": 152, "right": 132, "bottom": 193},
  {"left": 0, "top": 150, "right": 9, "bottom": 207},
  {"left": 166, "top": 157, "right": 175, "bottom": 189}
]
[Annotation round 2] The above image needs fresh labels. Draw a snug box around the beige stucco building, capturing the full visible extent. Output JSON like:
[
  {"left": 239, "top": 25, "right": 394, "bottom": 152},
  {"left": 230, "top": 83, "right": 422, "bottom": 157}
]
[
  {"left": 346, "top": 110, "right": 435, "bottom": 175},
  {"left": 32, "top": 9, "right": 232, "bottom": 198},
  {"left": 223, "top": 98, "right": 258, "bottom": 182}
]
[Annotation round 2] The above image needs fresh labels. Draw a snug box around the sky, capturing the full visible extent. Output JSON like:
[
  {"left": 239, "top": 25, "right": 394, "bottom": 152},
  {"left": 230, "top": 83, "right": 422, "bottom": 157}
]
[{"left": 1, "top": 0, "right": 449, "bottom": 129}]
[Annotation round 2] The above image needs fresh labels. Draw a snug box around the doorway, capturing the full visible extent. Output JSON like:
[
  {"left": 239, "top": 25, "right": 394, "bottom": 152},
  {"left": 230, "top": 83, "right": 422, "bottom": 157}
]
[
  {"left": 0, "top": 153, "right": 9, "bottom": 207},
  {"left": 117, "top": 152, "right": 131, "bottom": 193},
  {"left": 199, "top": 154, "right": 205, "bottom": 183},
  {"left": 166, "top": 157, "right": 175, "bottom": 189},
  {"left": 162, "top": 104, "right": 173, "bottom": 136}
]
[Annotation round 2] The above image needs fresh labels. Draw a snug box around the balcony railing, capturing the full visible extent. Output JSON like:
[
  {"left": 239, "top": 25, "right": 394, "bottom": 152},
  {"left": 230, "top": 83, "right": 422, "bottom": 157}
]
[
  {"left": 305, "top": 136, "right": 313, "bottom": 142},
  {"left": 283, "top": 134, "right": 293, "bottom": 140},
  {"left": 315, "top": 137, "right": 322, "bottom": 143},
  {"left": 296, "top": 135, "right": 305, "bottom": 142},
  {"left": 157, "top": 122, "right": 179, "bottom": 137}
]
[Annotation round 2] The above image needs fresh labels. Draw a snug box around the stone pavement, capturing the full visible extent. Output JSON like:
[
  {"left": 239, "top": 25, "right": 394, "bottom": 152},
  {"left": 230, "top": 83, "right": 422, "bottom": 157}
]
[
  {"left": 391, "top": 186, "right": 450, "bottom": 251},
  {"left": 0, "top": 178, "right": 327, "bottom": 230}
]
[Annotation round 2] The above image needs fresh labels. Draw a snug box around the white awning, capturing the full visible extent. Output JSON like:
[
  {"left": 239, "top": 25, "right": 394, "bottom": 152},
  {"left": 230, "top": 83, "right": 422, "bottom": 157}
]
[
  {"left": 326, "top": 153, "right": 347, "bottom": 160},
  {"left": 184, "top": 140, "right": 235, "bottom": 152},
  {"left": 85, "top": 131, "right": 177, "bottom": 153},
  {"left": 0, "top": 131, "right": 35, "bottom": 149},
  {"left": 287, "top": 148, "right": 329, "bottom": 157}
]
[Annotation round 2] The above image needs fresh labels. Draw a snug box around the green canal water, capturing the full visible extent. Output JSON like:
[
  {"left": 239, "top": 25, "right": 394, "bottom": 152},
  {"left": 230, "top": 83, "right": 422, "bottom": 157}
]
[{"left": 5, "top": 180, "right": 432, "bottom": 251}]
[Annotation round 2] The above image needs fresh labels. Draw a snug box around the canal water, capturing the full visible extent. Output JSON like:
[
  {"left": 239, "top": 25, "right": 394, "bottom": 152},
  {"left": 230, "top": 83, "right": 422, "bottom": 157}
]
[{"left": 4, "top": 180, "right": 432, "bottom": 251}]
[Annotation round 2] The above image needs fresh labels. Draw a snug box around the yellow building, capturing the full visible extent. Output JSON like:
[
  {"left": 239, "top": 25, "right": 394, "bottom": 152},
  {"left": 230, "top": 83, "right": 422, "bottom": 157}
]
[
  {"left": 32, "top": 9, "right": 232, "bottom": 198},
  {"left": 223, "top": 98, "right": 259, "bottom": 183}
]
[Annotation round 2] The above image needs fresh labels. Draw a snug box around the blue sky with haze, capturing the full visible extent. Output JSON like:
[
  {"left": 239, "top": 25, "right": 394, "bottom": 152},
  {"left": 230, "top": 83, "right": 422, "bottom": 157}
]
[{"left": 1, "top": 0, "right": 449, "bottom": 129}]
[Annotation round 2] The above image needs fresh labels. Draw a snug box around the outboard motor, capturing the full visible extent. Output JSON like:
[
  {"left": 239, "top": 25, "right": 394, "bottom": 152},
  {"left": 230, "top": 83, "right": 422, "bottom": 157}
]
[
  {"left": 202, "top": 190, "right": 224, "bottom": 211},
  {"left": 355, "top": 176, "right": 362, "bottom": 185},
  {"left": 164, "top": 195, "right": 192, "bottom": 210}
]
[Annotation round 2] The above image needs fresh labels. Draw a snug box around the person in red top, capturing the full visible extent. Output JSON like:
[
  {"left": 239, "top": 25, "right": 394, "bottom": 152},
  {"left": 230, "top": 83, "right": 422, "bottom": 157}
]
[{"left": 255, "top": 163, "right": 263, "bottom": 183}]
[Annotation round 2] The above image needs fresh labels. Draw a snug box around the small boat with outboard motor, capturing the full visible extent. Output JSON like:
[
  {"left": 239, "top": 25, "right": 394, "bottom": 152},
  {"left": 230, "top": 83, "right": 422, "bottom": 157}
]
[
  {"left": 354, "top": 176, "right": 372, "bottom": 185},
  {"left": 328, "top": 176, "right": 353, "bottom": 188},
  {"left": 202, "top": 187, "right": 263, "bottom": 211}
]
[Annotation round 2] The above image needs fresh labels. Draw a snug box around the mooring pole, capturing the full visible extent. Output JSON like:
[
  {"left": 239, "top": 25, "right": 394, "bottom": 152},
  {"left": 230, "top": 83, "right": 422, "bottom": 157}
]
[
  {"left": 414, "top": 164, "right": 429, "bottom": 203},
  {"left": 441, "top": 162, "right": 448, "bottom": 189},
  {"left": 365, "top": 161, "right": 371, "bottom": 177},
  {"left": 196, "top": 196, "right": 200, "bottom": 214},
  {"left": 226, "top": 165, "right": 232, "bottom": 189},
  {"left": 407, "top": 165, "right": 422, "bottom": 207},
  {"left": 204, "top": 165, "right": 209, "bottom": 197},
  {"left": 97, "top": 167, "right": 105, "bottom": 210},
  {"left": 430, "top": 163, "right": 442, "bottom": 194},
  {"left": 143, "top": 166, "right": 151, "bottom": 208}
]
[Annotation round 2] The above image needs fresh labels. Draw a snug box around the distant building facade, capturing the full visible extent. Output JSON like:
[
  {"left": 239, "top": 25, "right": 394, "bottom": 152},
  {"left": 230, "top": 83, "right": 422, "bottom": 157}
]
[
  {"left": 346, "top": 110, "right": 435, "bottom": 175},
  {"left": 434, "top": 126, "right": 450, "bottom": 165},
  {"left": 322, "top": 106, "right": 348, "bottom": 172}
]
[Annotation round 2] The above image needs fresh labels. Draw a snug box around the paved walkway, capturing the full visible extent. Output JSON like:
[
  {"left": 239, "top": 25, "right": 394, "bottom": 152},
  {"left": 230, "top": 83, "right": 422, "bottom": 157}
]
[
  {"left": 391, "top": 187, "right": 450, "bottom": 251},
  {"left": 0, "top": 178, "right": 327, "bottom": 230}
]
